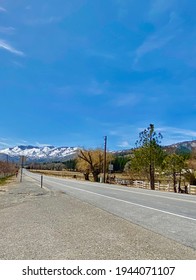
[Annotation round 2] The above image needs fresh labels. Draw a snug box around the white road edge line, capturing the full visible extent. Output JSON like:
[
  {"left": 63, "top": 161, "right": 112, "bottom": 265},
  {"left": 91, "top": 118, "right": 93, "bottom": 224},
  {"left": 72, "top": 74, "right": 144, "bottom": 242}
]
[
  {"left": 43, "top": 175, "right": 196, "bottom": 204},
  {"left": 44, "top": 178, "right": 196, "bottom": 222},
  {"left": 69, "top": 180, "right": 196, "bottom": 204}
]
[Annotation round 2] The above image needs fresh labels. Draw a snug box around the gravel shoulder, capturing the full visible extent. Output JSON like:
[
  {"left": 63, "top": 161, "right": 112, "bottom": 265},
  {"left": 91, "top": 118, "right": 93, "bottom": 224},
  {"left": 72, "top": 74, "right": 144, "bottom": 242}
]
[{"left": 0, "top": 176, "right": 196, "bottom": 260}]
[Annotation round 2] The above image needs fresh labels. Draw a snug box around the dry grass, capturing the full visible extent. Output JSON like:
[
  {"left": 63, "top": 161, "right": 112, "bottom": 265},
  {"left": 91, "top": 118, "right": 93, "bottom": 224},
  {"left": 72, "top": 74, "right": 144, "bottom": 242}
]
[
  {"left": 0, "top": 175, "right": 16, "bottom": 187},
  {"left": 29, "top": 169, "right": 132, "bottom": 182},
  {"left": 30, "top": 169, "right": 89, "bottom": 181}
]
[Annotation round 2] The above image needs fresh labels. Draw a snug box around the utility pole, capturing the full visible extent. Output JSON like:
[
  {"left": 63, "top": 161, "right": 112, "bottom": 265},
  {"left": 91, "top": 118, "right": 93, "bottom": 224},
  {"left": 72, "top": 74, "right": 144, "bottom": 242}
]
[
  {"left": 103, "top": 136, "right": 107, "bottom": 183},
  {"left": 20, "top": 156, "right": 26, "bottom": 182}
]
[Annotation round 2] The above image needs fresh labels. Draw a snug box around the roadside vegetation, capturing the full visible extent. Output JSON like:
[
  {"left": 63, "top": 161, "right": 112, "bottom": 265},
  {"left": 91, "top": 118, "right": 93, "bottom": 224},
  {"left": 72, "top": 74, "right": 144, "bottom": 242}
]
[
  {"left": 28, "top": 124, "right": 196, "bottom": 193},
  {"left": 124, "top": 124, "right": 196, "bottom": 192},
  {"left": 0, "top": 175, "right": 15, "bottom": 186},
  {"left": 0, "top": 161, "right": 18, "bottom": 186}
]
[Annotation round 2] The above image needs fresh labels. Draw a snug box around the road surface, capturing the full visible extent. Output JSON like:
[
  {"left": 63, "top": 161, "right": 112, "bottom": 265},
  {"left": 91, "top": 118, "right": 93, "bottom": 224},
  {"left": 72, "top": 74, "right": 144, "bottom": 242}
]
[{"left": 25, "top": 170, "right": 196, "bottom": 250}]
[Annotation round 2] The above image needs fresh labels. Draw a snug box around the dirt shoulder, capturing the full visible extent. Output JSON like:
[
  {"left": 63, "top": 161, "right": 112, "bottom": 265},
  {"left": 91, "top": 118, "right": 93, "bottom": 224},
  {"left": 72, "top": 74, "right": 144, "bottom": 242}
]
[
  {"left": 0, "top": 175, "right": 196, "bottom": 260},
  {"left": 0, "top": 175, "right": 48, "bottom": 210}
]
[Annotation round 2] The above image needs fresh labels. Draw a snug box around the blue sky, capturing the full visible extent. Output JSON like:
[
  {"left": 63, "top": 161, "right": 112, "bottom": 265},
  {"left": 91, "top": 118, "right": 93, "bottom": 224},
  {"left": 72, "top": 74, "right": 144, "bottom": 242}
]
[{"left": 0, "top": 0, "right": 196, "bottom": 151}]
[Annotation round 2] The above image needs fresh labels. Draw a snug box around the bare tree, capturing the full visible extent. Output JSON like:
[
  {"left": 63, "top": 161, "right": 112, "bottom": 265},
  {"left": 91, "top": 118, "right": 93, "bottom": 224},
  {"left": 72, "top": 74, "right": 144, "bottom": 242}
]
[{"left": 77, "top": 149, "right": 113, "bottom": 182}]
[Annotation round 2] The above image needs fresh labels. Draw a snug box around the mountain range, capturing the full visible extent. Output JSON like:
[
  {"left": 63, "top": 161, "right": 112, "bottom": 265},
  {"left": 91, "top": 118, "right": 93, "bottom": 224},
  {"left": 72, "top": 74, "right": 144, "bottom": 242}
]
[
  {"left": 0, "top": 145, "right": 79, "bottom": 162},
  {"left": 114, "top": 140, "right": 196, "bottom": 156},
  {"left": 0, "top": 140, "right": 196, "bottom": 162}
]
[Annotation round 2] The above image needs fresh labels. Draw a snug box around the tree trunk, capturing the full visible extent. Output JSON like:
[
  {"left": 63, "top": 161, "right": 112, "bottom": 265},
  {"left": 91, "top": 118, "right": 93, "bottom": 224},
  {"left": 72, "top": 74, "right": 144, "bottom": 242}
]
[
  {"left": 149, "top": 164, "right": 155, "bottom": 190},
  {"left": 173, "top": 171, "right": 177, "bottom": 193},
  {"left": 92, "top": 170, "right": 99, "bottom": 182},
  {"left": 178, "top": 171, "right": 182, "bottom": 193},
  {"left": 83, "top": 172, "right": 89, "bottom": 181}
]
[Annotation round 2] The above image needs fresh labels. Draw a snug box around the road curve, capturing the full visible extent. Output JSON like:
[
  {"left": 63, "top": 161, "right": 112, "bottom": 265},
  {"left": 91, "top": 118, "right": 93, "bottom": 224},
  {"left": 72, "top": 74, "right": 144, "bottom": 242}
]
[{"left": 25, "top": 170, "right": 196, "bottom": 250}]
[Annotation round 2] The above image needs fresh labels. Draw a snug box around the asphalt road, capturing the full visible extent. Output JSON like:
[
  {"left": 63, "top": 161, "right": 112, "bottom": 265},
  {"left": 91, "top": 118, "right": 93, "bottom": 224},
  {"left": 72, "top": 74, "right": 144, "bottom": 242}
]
[
  {"left": 1, "top": 172, "right": 196, "bottom": 259},
  {"left": 25, "top": 170, "right": 196, "bottom": 250}
]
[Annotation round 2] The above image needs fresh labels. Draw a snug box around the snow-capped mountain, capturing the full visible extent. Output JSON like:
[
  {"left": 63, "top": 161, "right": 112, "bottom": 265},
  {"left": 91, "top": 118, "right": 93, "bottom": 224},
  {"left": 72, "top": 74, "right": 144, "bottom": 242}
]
[{"left": 0, "top": 145, "right": 79, "bottom": 162}]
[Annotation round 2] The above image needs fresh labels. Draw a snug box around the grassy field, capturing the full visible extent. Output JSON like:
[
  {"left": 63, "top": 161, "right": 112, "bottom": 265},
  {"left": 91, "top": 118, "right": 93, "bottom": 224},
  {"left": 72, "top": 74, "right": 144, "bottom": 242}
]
[
  {"left": 29, "top": 169, "right": 175, "bottom": 182},
  {"left": 30, "top": 169, "right": 88, "bottom": 180},
  {"left": 29, "top": 169, "right": 132, "bottom": 182}
]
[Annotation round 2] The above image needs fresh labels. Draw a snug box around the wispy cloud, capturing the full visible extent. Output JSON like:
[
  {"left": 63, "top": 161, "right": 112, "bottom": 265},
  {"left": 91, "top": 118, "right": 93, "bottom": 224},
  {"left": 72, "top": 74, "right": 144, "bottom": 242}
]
[
  {"left": 113, "top": 125, "right": 196, "bottom": 148},
  {"left": 134, "top": 11, "right": 181, "bottom": 65},
  {"left": 57, "top": 80, "right": 110, "bottom": 97},
  {"left": 35, "top": 142, "right": 52, "bottom": 147},
  {"left": 111, "top": 93, "right": 141, "bottom": 107},
  {"left": 149, "top": 0, "right": 176, "bottom": 18},
  {"left": 156, "top": 126, "right": 196, "bottom": 145},
  {"left": 25, "top": 5, "right": 31, "bottom": 10},
  {"left": 0, "top": 6, "right": 6, "bottom": 12},
  {"left": 0, "top": 26, "right": 15, "bottom": 34},
  {"left": 0, "top": 141, "right": 10, "bottom": 147},
  {"left": 11, "top": 60, "right": 25, "bottom": 68},
  {"left": 107, "top": 123, "right": 137, "bottom": 147},
  {"left": 86, "top": 49, "right": 115, "bottom": 60},
  {"left": 0, "top": 39, "right": 24, "bottom": 56},
  {"left": 0, "top": 137, "right": 14, "bottom": 148},
  {"left": 86, "top": 80, "right": 110, "bottom": 96},
  {"left": 114, "top": 0, "right": 132, "bottom": 20},
  {"left": 159, "top": 127, "right": 196, "bottom": 138},
  {"left": 134, "top": 35, "right": 173, "bottom": 63},
  {"left": 26, "top": 16, "right": 62, "bottom": 26},
  {"left": 118, "top": 140, "right": 132, "bottom": 148}
]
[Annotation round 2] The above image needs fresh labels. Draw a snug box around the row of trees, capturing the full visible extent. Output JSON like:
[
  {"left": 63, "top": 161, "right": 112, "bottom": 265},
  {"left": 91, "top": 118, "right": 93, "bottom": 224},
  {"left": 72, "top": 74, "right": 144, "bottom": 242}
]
[
  {"left": 127, "top": 124, "right": 192, "bottom": 191},
  {"left": 76, "top": 124, "right": 196, "bottom": 192},
  {"left": 27, "top": 160, "right": 77, "bottom": 171}
]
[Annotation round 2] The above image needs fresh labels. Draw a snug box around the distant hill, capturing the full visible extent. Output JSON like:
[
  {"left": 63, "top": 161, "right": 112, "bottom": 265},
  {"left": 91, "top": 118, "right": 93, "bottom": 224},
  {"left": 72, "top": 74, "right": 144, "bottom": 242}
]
[
  {"left": 166, "top": 140, "right": 196, "bottom": 150},
  {"left": 0, "top": 145, "right": 79, "bottom": 162},
  {"left": 113, "top": 140, "right": 196, "bottom": 156},
  {"left": 163, "top": 140, "right": 196, "bottom": 155}
]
